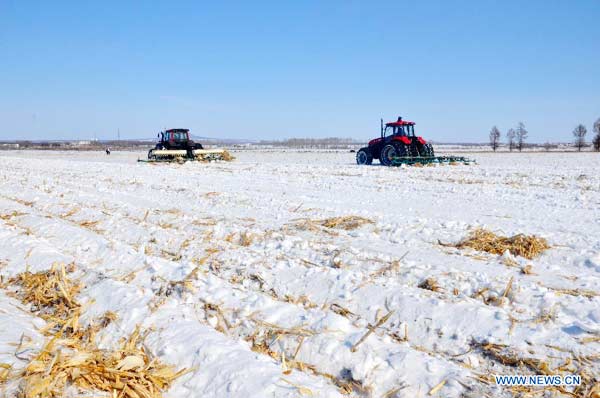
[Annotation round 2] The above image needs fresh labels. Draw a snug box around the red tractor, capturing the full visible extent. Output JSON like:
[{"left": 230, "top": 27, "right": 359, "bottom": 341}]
[{"left": 356, "top": 117, "right": 434, "bottom": 166}]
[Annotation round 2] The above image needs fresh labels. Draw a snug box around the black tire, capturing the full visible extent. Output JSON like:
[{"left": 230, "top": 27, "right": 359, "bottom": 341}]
[
  {"left": 425, "top": 144, "right": 435, "bottom": 157},
  {"left": 356, "top": 148, "right": 373, "bottom": 165},
  {"left": 408, "top": 142, "right": 421, "bottom": 157},
  {"left": 380, "top": 143, "right": 407, "bottom": 166},
  {"left": 148, "top": 149, "right": 155, "bottom": 160},
  {"left": 399, "top": 144, "right": 409, "bottom": 157},
  {"left": 380, "top": 144, "right": 394, "bottom": 166}
]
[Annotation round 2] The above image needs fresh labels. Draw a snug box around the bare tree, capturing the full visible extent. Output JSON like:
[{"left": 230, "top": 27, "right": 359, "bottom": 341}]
[
  {"left": 594, "top": 118, "right": 600, "bottom": 152},
  {"left": 572, "top": 124, "right": 587, "bottom": 151},
  {"left": 489, "top": 126, "right": 501, "bottom": 152},
  {"left": 593, "top": 135, "right": 600, "bottom": 152},
  {"left": 507, "top": 128, "right": 515, "bottom": 152},
  {"left": 515, "top": 122, "right": 528, "bottom": 152}
]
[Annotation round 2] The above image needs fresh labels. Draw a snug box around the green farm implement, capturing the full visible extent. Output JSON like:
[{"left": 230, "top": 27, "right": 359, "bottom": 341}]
[{"left": 391, "top": 155, "right": 474, "bottom": 167}]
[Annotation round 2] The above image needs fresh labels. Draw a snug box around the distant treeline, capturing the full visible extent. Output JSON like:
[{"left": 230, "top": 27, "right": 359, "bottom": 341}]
[
  {"left": 258, "top": 137, "right": 360, "bottom": 148},
  {"left": 0, "top": 140, "right": 150, "bottom": 150},
  {"left": 488, "top": 118, "right": 600, "bottom": 152}
]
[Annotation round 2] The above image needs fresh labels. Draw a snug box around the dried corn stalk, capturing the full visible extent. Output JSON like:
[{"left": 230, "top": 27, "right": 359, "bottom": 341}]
[
  {"left": 7, "top": 264, "right": 186, "bottom": 398},
  {"left": 0, "top": 363, "right": 11, "bottom": 384},
  {"left": 318, "top": 216, "right": 373, "bottom": 230},
  {"left": 455, "top": 229, "right": 549, "bottom": 259},
  {"left": 19, "top": 326, "right": 186, "bottom": 398},
  {"left": 474, "top": 341, "right": 599, "bottom": 398},
  {"left": 0, "top": 211, "right": 26, "bottom": 220},
  {"left": 418, "top": 277, "right": 442, "bottom": 292},
  {"left": 9, "top": 263, "right": 81, "bottom": 328},
  {"left": 221, "top": 150, "right": 235, "bottom": 161}
]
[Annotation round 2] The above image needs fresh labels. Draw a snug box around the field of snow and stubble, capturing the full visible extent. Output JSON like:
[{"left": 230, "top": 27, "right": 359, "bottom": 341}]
[{"left": 0, "top": 149, "right": 598, "bottom": 398}]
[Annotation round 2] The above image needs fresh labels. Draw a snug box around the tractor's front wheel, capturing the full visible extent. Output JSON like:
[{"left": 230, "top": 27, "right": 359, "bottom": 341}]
[{"left": 356, "top": 148, "right": 373, "bottom": 165}]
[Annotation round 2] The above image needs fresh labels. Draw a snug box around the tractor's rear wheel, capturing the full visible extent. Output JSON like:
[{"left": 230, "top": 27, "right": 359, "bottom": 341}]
[
  {"left": 380, "top": 144, "right": 407, "bottom": 166},
  {"left": 426, "top": 144, "right": 435, "bottom": 157},
  {"left": 380, "top": 145, "right": 395, "bottom": 166},
  {"left": 421, "top": 143, "right": 434, "bottom": 157},
  {"left": 356, "top": 148, "right": 373, "bottom": 165},
  {"left": 408, "top": 142, "right": 421, "bottom": 157}
]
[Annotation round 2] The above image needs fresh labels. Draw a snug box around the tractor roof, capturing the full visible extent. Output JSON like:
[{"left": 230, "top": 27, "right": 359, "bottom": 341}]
[
  {"left": 386, "top": 120, "right": 415, "bottom": 127},
  {"left": 165, "top": 128, "right": 190, "bottom": 133}
]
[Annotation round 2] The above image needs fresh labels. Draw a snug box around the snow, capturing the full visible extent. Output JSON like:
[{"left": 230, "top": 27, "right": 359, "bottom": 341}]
[{"left": 0, "top": 149, "right": 598, "bottom": 397}]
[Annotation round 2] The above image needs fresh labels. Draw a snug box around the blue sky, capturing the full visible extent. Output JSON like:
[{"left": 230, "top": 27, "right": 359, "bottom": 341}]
[{"left": 1, "top": 1, "right": 599, "bottom": 142}]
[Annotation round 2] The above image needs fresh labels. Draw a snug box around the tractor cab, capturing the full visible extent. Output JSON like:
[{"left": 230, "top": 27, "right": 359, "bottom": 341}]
[
  {"left": 154, "top": 128, "right": 203, "bottom": 151},
  {"left": 382, "top": 117, "right": 416, "bottom": 139},
  {"left": 160, "top": 129, "right": 191, "bottom": 144}
]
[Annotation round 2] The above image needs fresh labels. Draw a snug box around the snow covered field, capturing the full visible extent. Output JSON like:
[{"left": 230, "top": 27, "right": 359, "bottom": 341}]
[{"left": 0, "top": 149, "right": 598, "bottom": 397}]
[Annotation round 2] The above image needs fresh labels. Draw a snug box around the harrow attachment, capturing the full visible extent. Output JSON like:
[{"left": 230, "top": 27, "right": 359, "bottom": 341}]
[
  {"left": 391, "top": 155, "right": 474, "bottom": 167},
  {"left": 139, "top": 149, "right": 233, "bottom": 163}
]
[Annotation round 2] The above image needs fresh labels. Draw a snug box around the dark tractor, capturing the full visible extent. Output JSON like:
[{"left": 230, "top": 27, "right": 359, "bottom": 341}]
[
  {"left": 356, "top": 117, "right": 434, "bottom": 166},
  {"left": 148, "top": 128, "right": 203, "bottom": 160}
]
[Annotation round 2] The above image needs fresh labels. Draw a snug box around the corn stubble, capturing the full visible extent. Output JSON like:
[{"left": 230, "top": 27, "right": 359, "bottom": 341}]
[
  {"left": 292, "top": 215, "right": 373, "bottom": 233},
  {"left": 318, "top": 216, "right": 373, "bottom": 230},
  {"left": 6, "top": 264, "right": 186, "bottom": 398},
  {"left": 220, "top": 150, "right": 235, "bottom": 161},
  {"left": 475, "top": 341, "right": 599, "bottom": 398},
  {"left": 455, "top": 228, "right": 549, "bottom": 259}
]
